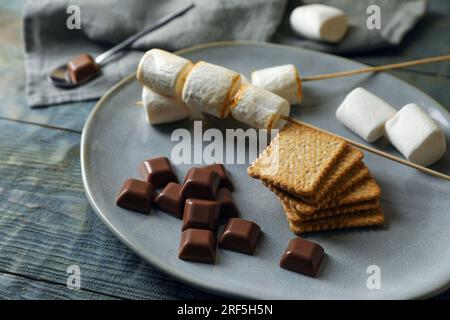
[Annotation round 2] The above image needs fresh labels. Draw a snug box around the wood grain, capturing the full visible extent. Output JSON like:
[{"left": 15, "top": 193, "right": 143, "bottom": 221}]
[{"left": 0, "top": 121, "right": 216, "bottom": 299}]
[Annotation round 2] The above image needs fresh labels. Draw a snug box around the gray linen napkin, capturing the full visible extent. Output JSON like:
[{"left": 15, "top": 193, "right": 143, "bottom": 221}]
[
  {"left": 23, "top": 0, "right": 426, "bottom": 108},
  {"left": 274, "top": 0, "right": 427, "bottom": 53}
]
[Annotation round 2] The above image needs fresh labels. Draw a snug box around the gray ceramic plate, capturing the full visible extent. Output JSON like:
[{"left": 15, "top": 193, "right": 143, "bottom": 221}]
[{"left": 81, "top": 41, "right": 450, "bottom": 299}]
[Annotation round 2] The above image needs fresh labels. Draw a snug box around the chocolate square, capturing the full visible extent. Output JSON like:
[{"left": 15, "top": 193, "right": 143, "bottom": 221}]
[
  {"left": 181, "top": 168, "right": 220, "bottom": 200},
  {"left": 67, "top": 53, "right": 99, "bottom": 84},
  {"left": 139, "top": 157, "right": 178, "bottom": 188},
  {"left": 154, "top": 182, "right": 184, "bottom": 218},
  {"left": 280, "top": 238, "right": 324, "bottom": 277},
  {"left": 218, "top": 218, "right": 261, "bottom": 255},
  {"left": 116, "top": 178, "right": 155, "bottom": 214},
  {"left": 216, "top": 188, "right": 239, "bottom": 219},
  {"left": 204, "top": 164, "right": 234, "bottom": 190},
  {"left": 182, "top": 199, "right": 220, "bottom": 232},
  {"left": 178, "top": 229, "right": 217, "bottom": 264}
]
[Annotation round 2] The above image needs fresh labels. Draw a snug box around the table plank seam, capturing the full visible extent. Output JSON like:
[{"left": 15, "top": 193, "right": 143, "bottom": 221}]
[
  {"left": 0, "top": 268, "right": 124, "bottom": 300},
  {"left": 0, "top": 117, "right": 82, "bottom": 134}
]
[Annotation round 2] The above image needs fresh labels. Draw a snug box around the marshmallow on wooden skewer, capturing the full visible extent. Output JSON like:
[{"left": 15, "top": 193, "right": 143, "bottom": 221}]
[
  {"left": 182, "top": 61, "right": 241, "bottom": 119},
  {"left": 137, "top": 49, "right": 193, "bottom": 98},
  {"left": 251, "top": 64, "right": 302, "bottom": 105},
  {"left": 385, "top": 103, "right": 446, "bottom": 166},
  {"left": 142, "top": 87, "right": 190, "bottom": 125},
  {"left": 336, "top": 87, "right": 397, "bottom": 142},
  {"left": 230, "top": 84, "right": 291, "bottom": 129},
  {"left": 290, "top": 4, "right": 348, "bottom": 43}
]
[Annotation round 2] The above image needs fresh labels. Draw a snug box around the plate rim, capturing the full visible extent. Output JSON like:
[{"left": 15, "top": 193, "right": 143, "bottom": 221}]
[{"left": 80, "top": 40, "right": 450, "bottom": 300}]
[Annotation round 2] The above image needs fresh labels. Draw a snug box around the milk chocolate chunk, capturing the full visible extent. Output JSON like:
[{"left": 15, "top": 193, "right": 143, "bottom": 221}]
[
  {"left": 116, "top": 179, "right": 155, "bottom": 214},
  {"left": 154, "top": 182, "right": 184, "bottom": 218},
  {"left": 182, "top": 199, "right": 220, "bottom": 232},
  {"left": 216, "top": 188, "right": 239, "bottom": 219},
  {"left": 67, "top": 53, "right": 99, "bottom": 84},
  {"left": 204, "top": 163, "right": 234, "bottom": 190},
  {"left": 178, "top": 229, "right": 217, "bottom": 264},
  {"left": 139, "top": 157, "right": 178, "bottom": 188},
  {"left": 218, "top": 218, "right": 261, "bottom": 255},
  {"left": 181, "top": 168, "right": 220, "bottom": 200},
  {"left": 280, "top": 238, "right": 324, "bottom": 277}
]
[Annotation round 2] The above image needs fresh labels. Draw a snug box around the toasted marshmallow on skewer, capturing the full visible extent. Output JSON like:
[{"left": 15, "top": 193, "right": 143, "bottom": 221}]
[
  {"left": 290, "top": 4, "right": 348, "bottom": 43},
  {"left": 230, "top": 84, "right": 291, "bottom": 129},
  {"left": 251, "top": 64, "right": 302, "bottom": 105},
  {"left": 137, "top": 49, "right": 193, "bottom": 98},
  {"left": 142, "top": 87, "right": 190, "bottom": 125},
  {"left": 182, "top": 61, "right": 241, "bottom": 119},
  {"left": 336, "top": 87, "right": 397, "bottom": 142},
  {"left": 385, "top": 103, "right": 446, "bottom": 166}
]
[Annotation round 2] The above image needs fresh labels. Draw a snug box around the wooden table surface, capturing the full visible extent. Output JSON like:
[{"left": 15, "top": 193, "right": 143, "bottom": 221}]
[{"left": 0, "top": 1, "right": 449, "bottom": 299}]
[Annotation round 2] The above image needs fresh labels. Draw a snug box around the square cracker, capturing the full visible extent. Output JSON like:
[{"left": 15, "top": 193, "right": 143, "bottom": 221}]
[
  {"left": 248, "top": 122, "right": 347, "bottom": 196},
  {"left": 322, "top": 176, "right": 381, "bottom": 209},
  {"left": 288, "top": 209, "right": 384, "bottom": 233},
  {"left": 268, "top": 163, "right": 370, "bottom": 215},
  {"left": 299, "top": 145, "right": 363, "bottom": 203},
  {"left": 282, "top": 199, "right": 380, "bottom": 223}
]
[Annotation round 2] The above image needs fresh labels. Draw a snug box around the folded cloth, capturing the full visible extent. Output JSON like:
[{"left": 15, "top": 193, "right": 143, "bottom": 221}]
[
  {"left": 23, "top": 0, "right": 425, "bottom": 108},
  {"left": 23, "top": 0, "right": 287, "bottom": 107},
  {"left": 274, "top": 0, "right": 427, "bottom": 53}
]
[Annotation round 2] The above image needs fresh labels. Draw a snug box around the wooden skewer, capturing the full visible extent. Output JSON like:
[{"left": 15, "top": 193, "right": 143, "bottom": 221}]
[
  {"left": 302, "top": 54, "right": 450, "bottom": 82},
  {"left": 282, "top": 116, "right": 450, "bottom": 182}
]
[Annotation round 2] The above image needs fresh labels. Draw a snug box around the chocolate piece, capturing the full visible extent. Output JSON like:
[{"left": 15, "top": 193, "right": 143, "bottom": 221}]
[
  {"left": 182, "top": 199, "right": 220, "bottom": 232},
  {"left": 116, "top": 178, "right": 155, "bottom": 214},
  {"left": 218, "top": 218, "right": 261, "bottom": 255},
  {"left": 178, "top": 229, "right": 217, "bottom": 264},
  {"left": 204, "top": 164, "right": 234, "bottom": 190},
  {"left": 139, "top": 157, "right": 178, "bottom": 188},
  {"left": 181, "top": 168, "right": 220, "bottom": 200},
  {"left": 216, "top": 188, "right": 239, "bottom": 219},
  {"left": 67, "top": 53, "right": 99, "bottom": 84},
  {"left": 280, "top": 238, "right": 324, "bottom": 277},
  {"left": 154, "top": 182, "right": 184, "bottom": 218}
]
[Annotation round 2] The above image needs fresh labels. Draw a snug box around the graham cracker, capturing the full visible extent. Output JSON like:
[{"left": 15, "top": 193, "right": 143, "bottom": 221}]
[
  {"left": 299, "top": 145, "right": 363, "bottom": 203},
  {"left": 247, "top": 122, "right": 347, "bottom": 196},
  {"left": 322, "top": 176, "right": 381, "bottom": 209},
  {"left": 282, "top": 199, "right": 380, "bottom": 223},
  {"left": 288, "top": 209, "right": 384, "bottom": 233},
  {"left": 270, "top": 163, "right": 370, "bottom": 215}
]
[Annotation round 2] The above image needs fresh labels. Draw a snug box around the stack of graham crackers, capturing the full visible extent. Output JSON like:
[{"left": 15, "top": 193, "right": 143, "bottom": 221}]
[{"left": 248, "top": 122, "right": 384, "bottom": 233}]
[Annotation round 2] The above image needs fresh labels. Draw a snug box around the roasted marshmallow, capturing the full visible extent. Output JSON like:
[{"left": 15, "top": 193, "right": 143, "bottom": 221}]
[
  {"left": 336, "top": 87, "right": 397, "bottom": 142},
  {"left": 385, "top": 103, "right": 446, "bottom": 166},
  {"left": 142, "top": 87, "right": 190, "bottom": 125},
  {"left": 251, "top": 64, "right": 302, "bottom": 105},
  {"left": 230, "top": 84, "right": 290, "bottom": 130},
  {"left": 137, "top": 49, "right": 193, "bottom": 98},
  {"left": 182, "top": 61, "right": 241, "bottom": 119},
  {"left": 290, "top": 4, "right": 348, "bottom": 43}
]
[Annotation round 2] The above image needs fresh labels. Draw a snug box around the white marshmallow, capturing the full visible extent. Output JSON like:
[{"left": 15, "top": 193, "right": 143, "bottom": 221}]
[
  {"left": 182, "top": 61, "right": 241, "bottom": 119},
  {"left": 136, "top": 49, "right": 193, "bottom": 98},
  {"left": 290, "top": 4, "right": 348, "bottom": 43},
  {"left": 230, "top": 84, "right": 290, "bottom": 129},
  {"left": 385, "top": 103, "right": 446, "bottom": 166},
  {"left": 251, "top": 64, "right": 302, "bottom": 105},
  {"left": 142, "top": 87, "right": 190, "bottom": 125},
  {"left": 336, "top": 87, "right": 397, "bottom": 142}
]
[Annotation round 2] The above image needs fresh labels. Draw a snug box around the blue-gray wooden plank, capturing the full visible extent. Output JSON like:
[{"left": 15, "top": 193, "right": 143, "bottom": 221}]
[
  {"left": 0, "top": 273, "right": 114, "bottom": 299},
  {"left": 0, "top": 120, "right": 216, "bottom": 299}
]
